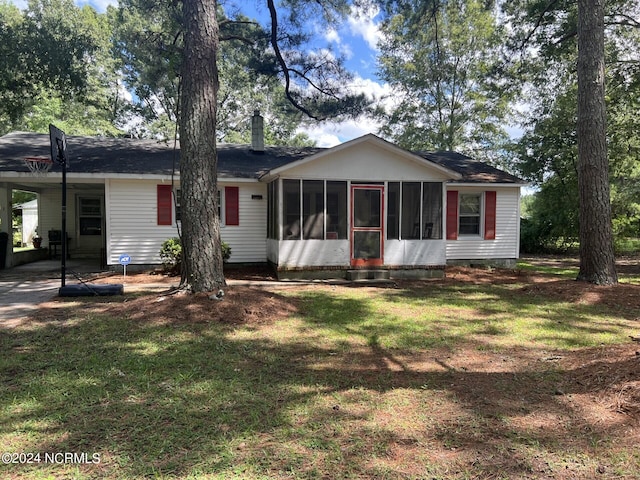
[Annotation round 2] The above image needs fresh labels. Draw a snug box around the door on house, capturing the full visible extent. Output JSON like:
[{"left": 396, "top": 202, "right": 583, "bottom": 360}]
[
  {"left": 350, "top": 185, "right": 384, "bottom": 267},
  {"left": 76, "top": 196, "right": 104, "bottom": 255}
]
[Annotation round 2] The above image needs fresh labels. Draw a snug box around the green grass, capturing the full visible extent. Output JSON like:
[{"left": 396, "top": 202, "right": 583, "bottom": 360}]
[
  {"left": 517, "top": 259, "right": 578, "bottom": 278},
  {"left": 517, "top": 256, "right": 640, "bottom": 285},
  {"left": 615, "top": 237, "right": 640, "bottom": 255},
  {"left": 1, "top": 273, "right": 639, "bottom": 479},
  {"left": 288, "top": 284, "right": 634, "bottom": 350}
]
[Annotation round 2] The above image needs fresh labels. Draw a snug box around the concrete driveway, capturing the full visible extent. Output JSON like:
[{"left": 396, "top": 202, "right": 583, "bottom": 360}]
[
  {"left": 0, "top": 275, "right": 61, "bottom": 323},
  {"left": 0, "top": 259, "right": 106, "bottom": 325}
]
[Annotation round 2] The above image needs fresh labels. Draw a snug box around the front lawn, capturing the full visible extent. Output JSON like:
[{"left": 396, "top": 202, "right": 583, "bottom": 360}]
[{"left": 1, "top": 263, "right": 639, "bottom": 479}]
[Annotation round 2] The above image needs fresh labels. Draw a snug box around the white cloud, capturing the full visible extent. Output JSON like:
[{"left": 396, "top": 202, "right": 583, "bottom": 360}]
[
  {"left": 322, "top": 4, "right": 381, "bottom": 63},
  {"left": 301, "top": 128, "right": 342, "bottom": 148},
  {"left": 347, "top": 4, "right": 382, "bottom": 51},
  {"left": 324, "top": 25, "right": 354, "bottom": 60},
  {"left": 325, "top": 27, "right": 341, "bottom": 44},
  {"left": 77, "top": 0, "right": 118, "bottom": 12},
  {"left": 8, "top": 0, "right": 117, "bottom": 12},
  {"left": 301, "top": 115, "right": 379, "bottom": 148},
  {"left": 298, "top": 75, "right": 395, "bottom": 147}
]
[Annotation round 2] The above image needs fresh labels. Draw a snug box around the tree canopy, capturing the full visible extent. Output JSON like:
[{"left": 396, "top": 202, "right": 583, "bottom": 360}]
[
  {"left": 0, "top": 0, "right": 112, "bottom": 134},
  {"left": 508, "top": 0, "right": 640, "bottom": 258},
  {"left": 376, "top": 0, "right": 513, "bottom": 165}
]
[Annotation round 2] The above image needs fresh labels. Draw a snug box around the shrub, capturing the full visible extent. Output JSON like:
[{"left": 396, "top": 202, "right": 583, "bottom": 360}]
[
  {"left": 159, "top": 237, "right": 182, "bottom": 273},
  {"left": 221, "top": 241, "right": 231, "bottom": 262},
  {"left": 520, "top": 218, "right": 548, "bottom": 254},
  {"left": 159, "top": 237, "right": 231, "bottom": 273}
]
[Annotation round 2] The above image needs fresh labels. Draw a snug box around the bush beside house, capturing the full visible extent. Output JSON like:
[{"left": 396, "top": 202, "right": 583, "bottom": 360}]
[{"left": 160, "top": 237, "right": 231, "bottom": 274}]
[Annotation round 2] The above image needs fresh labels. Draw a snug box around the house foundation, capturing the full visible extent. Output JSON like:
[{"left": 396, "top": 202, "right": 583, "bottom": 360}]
[
  {"left": 276, "top": 265, "right": 445, "bottom": 281},
  {"left": 446, "top": 258, "right": 517, "bottom": 269}
]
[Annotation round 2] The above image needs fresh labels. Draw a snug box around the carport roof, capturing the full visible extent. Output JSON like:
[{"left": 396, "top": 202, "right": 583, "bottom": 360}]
[{"left": 0, "top": 131, "right": 524, "bottom": 183}]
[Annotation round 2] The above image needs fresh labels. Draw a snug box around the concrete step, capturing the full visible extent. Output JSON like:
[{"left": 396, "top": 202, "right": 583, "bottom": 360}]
[
  {"left": 70, "top": 253, "right": 102, "bottom": 260},
  {"left": 68, "top": 249, "right": 102, "bottom": 259},
  {"left": 346, "top": 269, "right": 391, "bottom": 281}
]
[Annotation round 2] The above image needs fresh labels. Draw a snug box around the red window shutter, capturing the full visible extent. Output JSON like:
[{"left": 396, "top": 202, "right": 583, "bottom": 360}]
[
  {"left": 484, "top": 191, "right": 497, "bottom": 240},
  {"left": 446, "top": 190, "right": 459, "bottom": 240},
  {"left": 157, "top": 185, "right": 172, "bottom": 226},
  {"left": 225, "top": 186, "right": 239, "bottom": 226}
]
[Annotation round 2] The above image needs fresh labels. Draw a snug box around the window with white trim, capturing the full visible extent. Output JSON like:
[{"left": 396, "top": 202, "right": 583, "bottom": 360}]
[
  {"left": 78, "top": 197, "right": 102, "bottom": 235},
  {"left": 459, "top": 194, "right": 481, "bottom": 235}
]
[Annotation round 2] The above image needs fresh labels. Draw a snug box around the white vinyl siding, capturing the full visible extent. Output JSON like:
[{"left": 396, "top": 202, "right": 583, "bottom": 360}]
[
  {"left": 219, "top": 182, "right": 267, "bottom": 263},
  {"left": 279, "top": 140, "right": 452, "bottom": 182},
  {"left": 107, "top": 179, "right": 173, "bottom": 265},
  {"left": 446, "top": 187, "right": 520, "bottom": 260},
  {"left": 106, "top": 179, "right": 267, "bottom": 265},
  {"left": 276, "top": 239, "right": 350, "bottom": 268},
  {"left": 38, "top": 189, "right": 76, "bottom": 247}
]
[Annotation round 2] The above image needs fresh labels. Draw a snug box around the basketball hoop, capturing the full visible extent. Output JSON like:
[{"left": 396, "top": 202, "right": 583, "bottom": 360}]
[{"left": 23, "top": 156, "right": 54, "bottom": 176}]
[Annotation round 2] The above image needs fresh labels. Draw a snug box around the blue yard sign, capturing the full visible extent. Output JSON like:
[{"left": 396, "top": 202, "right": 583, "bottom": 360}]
[{"left": 119, "top": 254, "right": 131, "bottom": 279}]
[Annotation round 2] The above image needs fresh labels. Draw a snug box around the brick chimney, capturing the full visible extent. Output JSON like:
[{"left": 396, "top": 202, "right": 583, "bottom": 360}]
[{"left": 251, "top": 110, "right": 265, "bottom": 153}]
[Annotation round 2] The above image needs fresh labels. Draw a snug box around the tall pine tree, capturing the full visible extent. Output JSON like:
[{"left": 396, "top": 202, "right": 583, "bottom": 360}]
[
  {"left": 576, "top": 0, "right": 618, "bottom": 284},
  {"left": 179, "top": 0, "right": 369, "bottom": 292}
]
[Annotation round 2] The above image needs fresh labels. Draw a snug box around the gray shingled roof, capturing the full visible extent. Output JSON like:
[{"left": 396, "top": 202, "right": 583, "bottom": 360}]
[
  {"left": 417, "top": 151, "right": 525, "bottom": 184},
  {"left": 0, "top": 131, "right": 523, "bottom": 183}
]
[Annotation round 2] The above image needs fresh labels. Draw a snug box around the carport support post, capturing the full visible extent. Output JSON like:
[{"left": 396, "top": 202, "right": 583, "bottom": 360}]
[
  {"left": 0, "top": 184, "right": 12, "bottom": 269},
  {"left": 61, "top": 159, "right": 67, "bottom": 288}
]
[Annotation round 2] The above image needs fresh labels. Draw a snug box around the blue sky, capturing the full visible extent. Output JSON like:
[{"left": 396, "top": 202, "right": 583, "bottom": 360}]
[
  {"left": 9, "top": 0, "right": 388, "bottom": 146},
  {"left": 222, "top": 1, "right": 389, "bottom": 146}
]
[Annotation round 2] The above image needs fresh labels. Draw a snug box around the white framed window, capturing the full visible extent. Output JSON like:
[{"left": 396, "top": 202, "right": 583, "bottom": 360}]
[
  {"left": 78, "top": 196, "right": 102, "bottom": 236},
  {"left": 459, "top": 194, "right": 481, "bottom": 235},
  {"left": 217, "top": 189, "right": 225, "bottom": 226},
  {"left": 175, "top": 188, "right": 181, "bottom": 223}
]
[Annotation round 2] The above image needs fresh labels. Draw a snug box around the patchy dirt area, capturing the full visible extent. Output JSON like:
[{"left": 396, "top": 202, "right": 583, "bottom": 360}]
[
  {"left": 444, "top": 263, "right": 640, "bottom": 316},
  {"left": 100, "top": 260, "right": 640, "bottom": 325},
  {"left": 107, "top": 286, "right": 296, "bottom": 326}
]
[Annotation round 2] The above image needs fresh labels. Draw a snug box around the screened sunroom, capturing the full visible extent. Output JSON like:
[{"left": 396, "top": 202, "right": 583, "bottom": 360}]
[{"left": 265, "top": 177, "right": 449, "bottom": 278}]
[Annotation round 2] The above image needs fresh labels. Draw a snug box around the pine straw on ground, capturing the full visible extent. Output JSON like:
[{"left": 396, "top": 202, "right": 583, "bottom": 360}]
[{"left": 442, "top": 265, "right": 639, "bottom": 317}]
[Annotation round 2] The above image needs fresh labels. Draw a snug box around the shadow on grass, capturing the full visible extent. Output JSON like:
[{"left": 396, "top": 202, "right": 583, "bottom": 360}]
[
  {"left": 379, "top": 280, "right": 639, "bottom": 346},
  {"left": 0, "top": 285, "right": 638, "bottom": 478}
]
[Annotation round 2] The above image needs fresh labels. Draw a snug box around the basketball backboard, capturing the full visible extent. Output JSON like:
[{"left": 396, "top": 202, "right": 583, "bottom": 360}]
[{"left": 49, "top": 124, "right": 68, "bottom": 166}]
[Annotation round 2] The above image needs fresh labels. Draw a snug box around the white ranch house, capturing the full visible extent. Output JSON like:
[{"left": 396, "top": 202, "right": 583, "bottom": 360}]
[{"left": 0, "top": 118, "right": 525, "bottom": 278}]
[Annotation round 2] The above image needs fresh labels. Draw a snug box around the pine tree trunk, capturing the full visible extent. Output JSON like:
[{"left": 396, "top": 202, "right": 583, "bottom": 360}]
[
  {"left": 576, "top": 0, "right": 618, "bottom": 285},
  {"left": 179, "top": 0, "right": 226, "bottom": 292}
]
